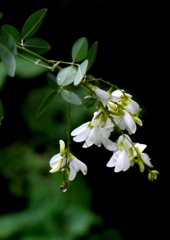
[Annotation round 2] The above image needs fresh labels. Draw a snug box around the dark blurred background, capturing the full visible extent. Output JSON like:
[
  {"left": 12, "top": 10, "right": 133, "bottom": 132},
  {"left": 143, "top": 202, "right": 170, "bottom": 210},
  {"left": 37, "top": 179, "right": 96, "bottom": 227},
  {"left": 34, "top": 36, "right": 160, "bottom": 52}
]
[{"left": 0, "top": 1, "right": 166, "bottom": 240}]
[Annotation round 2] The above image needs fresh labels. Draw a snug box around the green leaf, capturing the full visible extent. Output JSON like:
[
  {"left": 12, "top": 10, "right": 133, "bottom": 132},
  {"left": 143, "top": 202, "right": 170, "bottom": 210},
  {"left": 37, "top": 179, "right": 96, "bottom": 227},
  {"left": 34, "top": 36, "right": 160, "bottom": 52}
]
[
  {"left": 61, "top": 89, "right": 82, "bottom": 105},
  {"left": 23, "top": 38, "right": 51, "bottom": 54},
  {"left": 0, "top": 12, "right": 3, "bottom": 19},
  {"left": 21, "top": 8, "right": 47, "bottom": 41},
  {"left": 0, "top": 34, "right": 17, "bottom": 77},
  {"left": 36, "top": 90, "right": 58, "bottom": 117},
  {"left": 86, "top": 41, "right": 98, "bottom": 71},
  {"left": 74, "top": 59, "right": 88, "bottom": 86},
  {"left": 56, "top": 66, "right": 77, "bottom": 86},
  {"left": 46, "top": 72, "right": 58, "bottom": 89},
  {"left": 0, "top": 100, "right": 4, "bottom": 124},
  {"left": 1, "top": 25, "right": 21, "bottom": 44},
  {"left": 71, "top": 37, "right": 88, "bottom": 62}
]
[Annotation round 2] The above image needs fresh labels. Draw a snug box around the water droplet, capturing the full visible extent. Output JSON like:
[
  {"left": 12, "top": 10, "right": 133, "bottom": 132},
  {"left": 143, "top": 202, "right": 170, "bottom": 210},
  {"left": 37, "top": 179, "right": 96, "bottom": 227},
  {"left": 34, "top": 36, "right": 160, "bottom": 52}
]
[{"left": 60, "top": 186, "right": 67, "bottom": 192}]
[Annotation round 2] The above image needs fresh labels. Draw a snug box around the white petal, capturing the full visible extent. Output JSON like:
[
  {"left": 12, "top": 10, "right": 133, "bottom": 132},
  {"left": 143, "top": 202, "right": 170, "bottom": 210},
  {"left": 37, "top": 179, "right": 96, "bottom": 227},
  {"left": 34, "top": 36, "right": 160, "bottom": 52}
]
[
  {"left": 49, "top": 153, "right": 62, "bottom": 168},
  {"left": 95, "top": 87, "right": 111, "bottom": 105},
  {"left": 71, "top": 122, "right": 89, "bottom": 136},
  {"left": 135, "top": 143, "right": 147, "bottom": 152},
  {"left": 114, "top": 150, "right": 126, "bottom": 172},
  {"left": 106, "top": 151, "right": 118, "bottom": 167},
  {"left": 102, "top": 138, "right": 117, "bottom": 151},
  {"left": 122, "top": 151, "right": 131, "bottom": 171},
  {"left": 59, "top": 140, "right": 65, "bottom": 155},
  {"left": 141, "top": 153, "right": 153, "bottom": 167},
  {"left": 85, "top": 127, "right": 97, "bottom": 147},
  {"left": 69, "top": 159, "right": 87, "bottom": 180},
  {"left": 111, "top": 90, "right": 122, "bottom": 101},
  {"left": 73, "top": 128, "right": 91, "bottom": 142},
  {"left": 50, "top": 158, "right": 63, "bottom": 173},
  {"left": 125, "top": 100, "right": 140, "bottom": 115},
  {"left": 123, "top": 110, "right": 136, "bottom": 134}
]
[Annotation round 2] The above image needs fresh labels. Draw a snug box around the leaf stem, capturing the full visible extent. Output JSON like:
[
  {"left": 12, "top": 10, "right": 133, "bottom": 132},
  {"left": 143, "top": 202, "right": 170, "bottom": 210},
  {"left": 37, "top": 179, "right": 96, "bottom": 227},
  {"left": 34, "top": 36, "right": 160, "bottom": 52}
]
[{"left": 17, "top": 45, "right": 62, "bottom": 71}]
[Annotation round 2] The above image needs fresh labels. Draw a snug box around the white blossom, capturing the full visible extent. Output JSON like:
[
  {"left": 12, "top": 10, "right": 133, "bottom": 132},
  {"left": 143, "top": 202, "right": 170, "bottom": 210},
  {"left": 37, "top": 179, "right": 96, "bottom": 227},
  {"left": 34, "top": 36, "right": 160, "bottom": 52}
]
[
  {"left": 108, "top": 90, "right": 141, "bottom": 134},
  {"left": 111, "top": 110, "right": 137, "bottom": 134},
  {"left": 49, "top": 140, "right": 87, "bottom": 180},
  {"left": 106, "top": 134, "right": 153, "bottom": 172},
  {"left": 111, "top": 89, "right": 140, "bottom": 116},
  {"left": 133, "top": 143, "right": 153, "bottom": 168},
  {"left": 71, "top": 110, "right": 116, "bottom": 151}
]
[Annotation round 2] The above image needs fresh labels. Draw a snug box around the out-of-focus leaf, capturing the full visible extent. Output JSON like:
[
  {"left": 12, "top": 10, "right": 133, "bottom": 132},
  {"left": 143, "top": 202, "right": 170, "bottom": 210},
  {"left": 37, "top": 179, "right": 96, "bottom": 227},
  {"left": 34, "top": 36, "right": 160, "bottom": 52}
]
[
  {"left": 71, "top": 37, "right": 88, "bottom": 62},
  {"left": 0, "top": 12, "right": 3, "bottom": 19},
  {"left": 36, "top": 90, "right": 58, "bottom": 117},
  {"left": 61, "top": 89, "right": 82, "bottom": 105},
  {"left": 24, "top": 38, "right": 51, "bottom": 54},
  {"left": 56, "top": 66, "right": 77, "bottom": 86},
  {"left": 1, "top": 24, "right": 21, "bottom": 44},
  {"left": 86, "top": 41, "right": 98, "bottom": 71},
  {"left": 21, "top": 8, "right": 47, "bottom": 41},
  {"left": 16, "top": 54, "right": 48, "bottom": 78},
  {"left": 0, "top": 62, "right": 8, "bottom": 89},
  {"left": 0, "top": 100, "right": 4, "bottom": 124},
  {"left": 47, "top": 72, "right": 58, "bottom": 89},
  {"left": 74, "top": 59, "right": 88, "bottom": 86},
  {"left": 0, "top": 34, "right": 17, "bottom": 77}
]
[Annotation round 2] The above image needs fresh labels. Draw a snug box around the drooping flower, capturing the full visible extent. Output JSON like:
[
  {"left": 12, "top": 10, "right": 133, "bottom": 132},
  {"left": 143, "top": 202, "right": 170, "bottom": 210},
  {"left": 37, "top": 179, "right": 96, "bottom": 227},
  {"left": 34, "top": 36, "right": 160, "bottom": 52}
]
[
  {"left": 49, "top": 140, "right": 87, "bottom": 181},
  {"left": 107, "top": 149, "right": 131, "bottom": 172},
  {"left": 133, "top": 143, "right": 153, "bottom": 168},
  {"left": 111, "top": 110, "right": 137, "bottom": 134},
  {"left": 111, "top": 89, "right": 140, "bottom": 116},
  {"left": 106, "top": 134, "right": 133, "bottom": 172},
  {"left": 106, "top": 134, "right": 153, "bottom": 173},
  {"left": 108, "top": 89, "right": 142, "bottom": 134},
  {"left": 71, "top": 110, "right": 116, "bottom": 151}
]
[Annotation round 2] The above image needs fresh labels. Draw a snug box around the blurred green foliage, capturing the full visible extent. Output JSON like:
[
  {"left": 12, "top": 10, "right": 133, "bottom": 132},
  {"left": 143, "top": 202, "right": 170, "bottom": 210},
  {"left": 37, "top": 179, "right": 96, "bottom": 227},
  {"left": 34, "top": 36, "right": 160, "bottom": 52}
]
[{"left": 0, "top": 65, "right": 123, "bottom": 239}]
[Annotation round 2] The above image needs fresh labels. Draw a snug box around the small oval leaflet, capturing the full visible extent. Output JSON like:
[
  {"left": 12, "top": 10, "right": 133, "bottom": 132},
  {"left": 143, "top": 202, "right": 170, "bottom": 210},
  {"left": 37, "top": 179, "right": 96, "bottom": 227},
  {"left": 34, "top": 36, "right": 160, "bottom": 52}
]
[{"left": 56, "top": 66, "right": 77, "bottom": 86}]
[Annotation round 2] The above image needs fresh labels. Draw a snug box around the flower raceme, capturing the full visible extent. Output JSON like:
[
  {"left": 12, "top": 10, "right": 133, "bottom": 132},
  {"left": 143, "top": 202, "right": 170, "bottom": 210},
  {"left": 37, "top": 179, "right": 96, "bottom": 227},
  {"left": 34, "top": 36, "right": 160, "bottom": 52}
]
[
  {"left": 49, "top": 140, "right": 87, "bottom": 181},
  {"left": 49, "top": 85, "right": 158, "bottom": 188}
]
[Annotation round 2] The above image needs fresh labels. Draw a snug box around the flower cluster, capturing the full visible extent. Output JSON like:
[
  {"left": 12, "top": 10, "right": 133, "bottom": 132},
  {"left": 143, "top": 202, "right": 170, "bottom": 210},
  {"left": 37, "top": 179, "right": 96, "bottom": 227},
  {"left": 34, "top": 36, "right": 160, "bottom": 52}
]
[
  {"left": 70, "top": 86, "right": 158, "bottom": 177},
  {"left": 49, "top": 85, "right": 159, "bottom": 190}
]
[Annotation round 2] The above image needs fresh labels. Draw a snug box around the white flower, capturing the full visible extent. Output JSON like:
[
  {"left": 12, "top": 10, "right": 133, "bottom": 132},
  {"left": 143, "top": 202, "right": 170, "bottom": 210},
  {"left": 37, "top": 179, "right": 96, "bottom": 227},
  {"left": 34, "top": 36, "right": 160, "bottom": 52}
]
[
  {"left": 94, "top": 87, "right": 111, "bottom": 106},
  {"left": 133, "top": 143, "right": 153, "bottom": 168},
  {"left": 108, "top": 90, "right": 141, "bottom": 134},
  {"left": 106, "top": 134, "right": 133, "bottom": 172},
  {"left": 107, "top": 149, "right": 131, "bottom": 172},
  {"left": 111, "top": 89, "right": 140, "bottom": 116},
  {"left": 106, "top": 134, "right": 153, "bottom": 173},
  {"left": 111, "top": 110, "right": 136, "bottom": 134},
  {"left": 71, "top": 111, "right": 116, "bottom": 151},
  {"left": 49, "top": 140, "right": 87, "bottom": 180}
]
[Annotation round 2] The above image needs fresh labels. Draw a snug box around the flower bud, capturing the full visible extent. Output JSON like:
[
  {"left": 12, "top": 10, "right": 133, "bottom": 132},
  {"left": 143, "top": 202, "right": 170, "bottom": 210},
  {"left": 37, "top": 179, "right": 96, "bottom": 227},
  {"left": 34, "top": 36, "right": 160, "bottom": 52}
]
[{"left": 148, "top": 170, "right": 159, "bottom": 181}]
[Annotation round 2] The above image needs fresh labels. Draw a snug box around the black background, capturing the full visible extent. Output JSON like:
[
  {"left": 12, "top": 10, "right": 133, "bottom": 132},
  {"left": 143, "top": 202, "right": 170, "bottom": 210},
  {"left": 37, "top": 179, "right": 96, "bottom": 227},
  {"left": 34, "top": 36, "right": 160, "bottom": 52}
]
[{"left": 0, "top": 1, "right": 167, "bottom": 239}]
